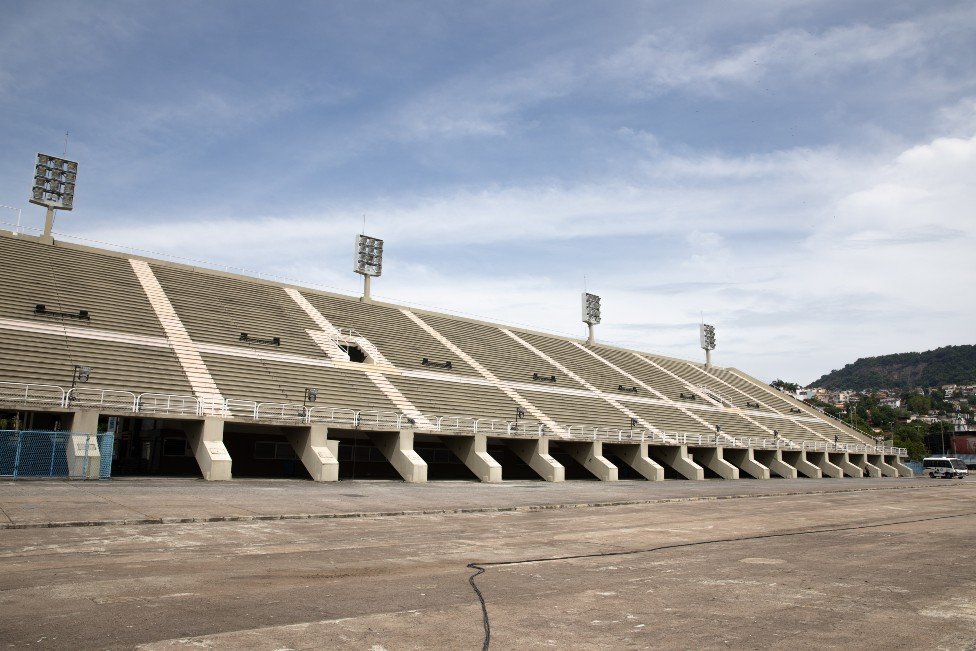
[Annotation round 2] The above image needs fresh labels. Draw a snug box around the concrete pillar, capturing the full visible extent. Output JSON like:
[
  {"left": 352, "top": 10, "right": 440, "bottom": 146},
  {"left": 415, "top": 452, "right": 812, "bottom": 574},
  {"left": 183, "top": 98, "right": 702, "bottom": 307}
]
[
  {"left": 722, "top": 447, "right": 770, "bottom": 479},
  {"left": 561, "top": 441, "right": 617, "bottom": 481},
  {"left": 506, "top": 437, "right": 564, "bottom": 482},
  {"left": 441, "top": 434, "right": 502, "bottom": 483},
  {"left": 889, "top": 455, "right": 914, "bottom": 478},
  {"left": 67, "top": 410, "right": 101, "bottom": 479},
  {"left": 805, "top": 450, "right": 842, "bottom": 478},
  {"left": 782, "top": 450, "right": 821, "bottom": 478},
  {"left": 604, "top": 442, "right": 664, "bottom": 481},
  {"left": 848, "top": 452, "right": 878, "bottom": 478},
  {"left": 691, "top": 447, "right": 738, "bottom": 480},
  {"left": 829, "top": 452, "right": 863, "bottom": 478},
  {"left": 869, "top": 453, "right": 898, "bottom": 477},
  {"left": 286, "top": 424, "right": 339, "bottom": 482},
  {"left": 185, "top": 418, "right": 232, "bottom": 481},
  {"left": 648, "top": 445, "right": 704, "bottom": 480},
  {"left": 753, "top": 449, "right": 797, "bottom": 479},
  {"left": 367, "top": 430, "right": 427, "bottom": 483}
]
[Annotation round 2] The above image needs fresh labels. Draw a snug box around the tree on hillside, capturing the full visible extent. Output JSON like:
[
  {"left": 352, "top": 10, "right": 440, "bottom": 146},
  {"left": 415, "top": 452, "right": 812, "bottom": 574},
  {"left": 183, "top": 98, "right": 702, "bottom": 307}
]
[{"left": 770, "top": 379, "right": 800, "bottom": 392}]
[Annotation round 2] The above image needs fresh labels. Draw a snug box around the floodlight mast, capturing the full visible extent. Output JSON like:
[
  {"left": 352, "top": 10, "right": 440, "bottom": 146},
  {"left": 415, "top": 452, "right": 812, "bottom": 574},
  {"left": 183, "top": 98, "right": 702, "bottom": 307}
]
[
  {"left": 29, "top": 153, "right": 77, "bottom": 244},
  {"left": 581, "top": 292, "right": 601, "bottom": 345},
  {"left": 700, "top": 323, "right": 716, "bottom": 369},
  {"left": 353, "top": 234, "right": 383, "bottom": 302}
]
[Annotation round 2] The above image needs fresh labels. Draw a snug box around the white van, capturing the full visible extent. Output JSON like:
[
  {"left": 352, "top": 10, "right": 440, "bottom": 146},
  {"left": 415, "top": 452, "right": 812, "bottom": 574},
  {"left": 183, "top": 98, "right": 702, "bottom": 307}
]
[{"left": 922, "top": 457, "right": 969, "bottom": 479}]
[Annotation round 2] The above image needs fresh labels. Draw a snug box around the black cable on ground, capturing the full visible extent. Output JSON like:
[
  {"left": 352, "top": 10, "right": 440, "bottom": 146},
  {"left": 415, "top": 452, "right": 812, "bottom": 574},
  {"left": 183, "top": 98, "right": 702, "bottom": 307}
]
[{"left": 466, "top": 510, "right": 976, "bottom": 650}]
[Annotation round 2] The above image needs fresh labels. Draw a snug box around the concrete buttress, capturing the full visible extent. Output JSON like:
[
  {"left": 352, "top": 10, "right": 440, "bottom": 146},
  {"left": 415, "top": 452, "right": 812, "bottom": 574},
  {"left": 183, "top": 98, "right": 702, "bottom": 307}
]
[
  {"left": 506, "top": 438, "right": 564, "bottom": 482},
  {"left": 185, "top": 418, "right": 232, "bottom": 481},
  {"left": 603, "top": 442, "right": 664, "bottom": 481},
  {"left": 561, "top": 441, "right": 618, "bottom": 481},
  {"left": 722, "top": 447, "right": 770, "bottom": 479},
  {"left": 782, "top": 450, "right": 821, "bottom": 478},
  {"left": 753, "top": 449, "right": 797, "bottom": 478},
  {"left": 67, "top": 409, "right": 101, "bottom": 479},
  {"left": 805, "top": 450, "right": 842, "bottom": 478},
  {"left": 691, "top": 447, "right": 739, "bottom": 480},
  {"left": 648, "top": 445, "right": 704, "bottom": 480},
  {"left": 830, "top": 452, "right": 863, "bottom": 478},
  {"left": 367, "top": 431, "right": 427, "bottom": 482},
  {"left": 286, "top": 424, "right": 339, "bottom": 482},
  {"left": 441, "top": 434, "right": 502, "bottom": 483}
]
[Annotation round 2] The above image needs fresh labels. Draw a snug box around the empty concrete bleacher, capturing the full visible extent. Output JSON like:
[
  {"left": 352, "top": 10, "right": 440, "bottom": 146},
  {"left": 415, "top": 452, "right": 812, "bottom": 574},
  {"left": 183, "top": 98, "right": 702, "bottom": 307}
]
[
  {"left": 749, "top": 413, "right": 828, "bottom": 445},
  {"left": 651, "top": 357, "right": 767, "bottom": 412},
  {"left": 0, "top": 330, "right": 192, "bottom": 398},
  {"left": 512, "top": 332, "right": 639, "bottom": 394},
  {"left": 621, "top": 400, "right": 717, "bottom": 436},
  {"left": 199, "top": 353, "right": 394, "bottom": 412},
  {"left": 0, "top": 235, "right": 166, "bottom": 338},
  {"left": 693, "top": 408, "right": 769, "bottom": 439},
  {"left": 299, "top": 295, "right": 481, "bottom": 377},
  {"left": 150, "top": 264, "right": 327, "bottom": 361},
  {"left": 387, "top": 375, "right": 518, "bottom": 425},
  {"left": 709, "top": 367, "right": 798, "bottom": 412},
  {"left": 593, "top": 347, "right": 696, "bottom": 401},
  {"left": 416, "top": 314, "right": 588, "bottom": 390}
]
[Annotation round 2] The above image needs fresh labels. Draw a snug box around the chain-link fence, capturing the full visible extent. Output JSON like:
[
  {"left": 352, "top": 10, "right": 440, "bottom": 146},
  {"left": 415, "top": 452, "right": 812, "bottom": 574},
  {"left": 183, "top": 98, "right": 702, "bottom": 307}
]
[{"left": 0, "top": 431, "right": 114, "bottom": 480}]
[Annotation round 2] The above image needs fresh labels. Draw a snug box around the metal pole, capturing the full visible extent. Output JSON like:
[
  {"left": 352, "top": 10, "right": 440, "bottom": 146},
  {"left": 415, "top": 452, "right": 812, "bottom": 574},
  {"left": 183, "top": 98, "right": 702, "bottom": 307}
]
[
  {"left": 586, "top": 323, "right": 595, "bottom": 345},
  {"left": 705, "top": 348, "right": 712, "bottom": 369},
  {"left": 43, "top": 206, "right": 56, "bottom": 238},
  {"left": 362, "top": 275, "right": 371, "bottom": 302}
]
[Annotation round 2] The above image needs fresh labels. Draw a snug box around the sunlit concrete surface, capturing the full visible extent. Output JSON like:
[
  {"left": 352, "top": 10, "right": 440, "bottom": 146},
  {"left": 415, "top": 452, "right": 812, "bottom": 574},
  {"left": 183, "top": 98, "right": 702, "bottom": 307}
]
[{"left": 0, "top": 479, "right": 974, "bottom": 649}]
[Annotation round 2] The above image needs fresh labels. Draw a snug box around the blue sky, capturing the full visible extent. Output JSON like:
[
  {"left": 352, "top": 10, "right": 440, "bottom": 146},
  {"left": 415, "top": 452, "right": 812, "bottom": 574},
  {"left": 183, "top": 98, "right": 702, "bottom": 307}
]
[{"left": 1, "top": 1, "right": 974, "bottom": 384}]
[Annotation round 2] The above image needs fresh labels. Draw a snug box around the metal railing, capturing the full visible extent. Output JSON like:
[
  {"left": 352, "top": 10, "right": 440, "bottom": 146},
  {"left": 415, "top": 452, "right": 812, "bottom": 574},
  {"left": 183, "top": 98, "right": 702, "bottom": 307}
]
[{"left": 0, "top": 380, "right": 908, "bottom": 455}]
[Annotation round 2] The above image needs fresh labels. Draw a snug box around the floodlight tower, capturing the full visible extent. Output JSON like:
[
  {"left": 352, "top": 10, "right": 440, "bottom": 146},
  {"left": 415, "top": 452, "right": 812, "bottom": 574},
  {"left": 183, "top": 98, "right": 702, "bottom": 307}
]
[
  {"left": 29, "top": 153, "right": 78, "bottom": 243},
  {"left": 353, "top": 233, "right": 383, "bottom": 302},
  {"left": 582, "top": 292, "right": 601, "bottom": 345},
  {"left": 700, "top": 323, "right": 716, "bottom": 369}
]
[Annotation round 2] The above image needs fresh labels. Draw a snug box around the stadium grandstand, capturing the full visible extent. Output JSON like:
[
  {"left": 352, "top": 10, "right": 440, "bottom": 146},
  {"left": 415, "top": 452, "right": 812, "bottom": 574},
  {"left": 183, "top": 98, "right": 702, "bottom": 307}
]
[{"left": 0, "top": 228, "right": 912, "bottom": 483}]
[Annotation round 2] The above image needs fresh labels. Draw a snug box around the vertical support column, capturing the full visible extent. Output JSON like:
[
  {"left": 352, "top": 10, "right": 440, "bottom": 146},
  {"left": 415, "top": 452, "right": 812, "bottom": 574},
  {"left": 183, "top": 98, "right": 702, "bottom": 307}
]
[
  {"left": 830, "top": 452, "right": 863, "bottom": 478},
  {"left": 67, "top": 409, "right": 101, "bottom": 479},
  {"left": 753, "top": 449, "right": 797, "bottom": 479},
  {"left": 185, "top": 418, "right": 232, "bottom": 481},
  {"left": 286, "top": 424, "right": 339, "bottom": 482},
  {"left": 722, "top": 447, "right": 770, "bottom": 479},
  {"left": 848, "top": 452, "right": 878, "bottom": 477},
  {"left": 604, "top": 442, "right": 664, "bottom": 481},
  {"left": 561, "top": 441, "right": 617, "bottom": 481},
  {"left": 441, "top": 434, "right": 502, "bottom": 483},
  {"left": 805, "top": 450, "right": 842, "bottom": 478},
  {"left": 506, "top": 437, "right": 564, "bottom": 482},
  {"left": 690, "top": 447, "right": 738, "bottom": 480},
  {"left": 869, "top": 454, "right": 897, "bottom": 477},
  {"left": 889, "top": 455, "right": 914, "bottom": 477},
  {"left": 648, "top": 445, "right": 704, "bottom": 480},
  {"left": 368, "top": 430, "right": 427, "bottom": 483},
  {"left": 782, "top": 450, "right": 821, "bottom": 478}
]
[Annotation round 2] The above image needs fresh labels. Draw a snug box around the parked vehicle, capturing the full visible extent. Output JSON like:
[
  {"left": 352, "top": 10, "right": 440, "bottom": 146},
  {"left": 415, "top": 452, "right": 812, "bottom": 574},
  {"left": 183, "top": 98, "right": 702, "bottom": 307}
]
[{"left": 922, "top": 457, "right": 969, "bottom": 479}]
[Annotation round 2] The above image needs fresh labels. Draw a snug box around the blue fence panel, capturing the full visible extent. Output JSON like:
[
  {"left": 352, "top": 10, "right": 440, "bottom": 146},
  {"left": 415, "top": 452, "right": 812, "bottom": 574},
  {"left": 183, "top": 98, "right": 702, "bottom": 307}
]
[{"left": 0, "top": 431, "right": 113, "bottom": 480}]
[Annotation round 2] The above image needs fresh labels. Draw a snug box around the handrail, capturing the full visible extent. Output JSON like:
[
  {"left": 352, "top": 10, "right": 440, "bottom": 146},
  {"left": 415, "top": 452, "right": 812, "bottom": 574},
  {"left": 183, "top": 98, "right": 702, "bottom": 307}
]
[{"left": 0, "top": 380, "right": 909, "bottom": 455}]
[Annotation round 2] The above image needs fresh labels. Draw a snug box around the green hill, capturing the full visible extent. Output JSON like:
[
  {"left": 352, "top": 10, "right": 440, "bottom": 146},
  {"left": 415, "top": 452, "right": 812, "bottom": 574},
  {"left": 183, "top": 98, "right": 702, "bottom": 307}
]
[{"left": 809, "top": 345, "right": 976, "bottom": 390}]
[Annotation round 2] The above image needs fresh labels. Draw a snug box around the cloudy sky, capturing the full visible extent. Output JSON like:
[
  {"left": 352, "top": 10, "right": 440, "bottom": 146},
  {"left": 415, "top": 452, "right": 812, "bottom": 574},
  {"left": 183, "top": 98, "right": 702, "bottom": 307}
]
[{"left": 1, "top": 1, "right": 974, "bottom": 385}]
